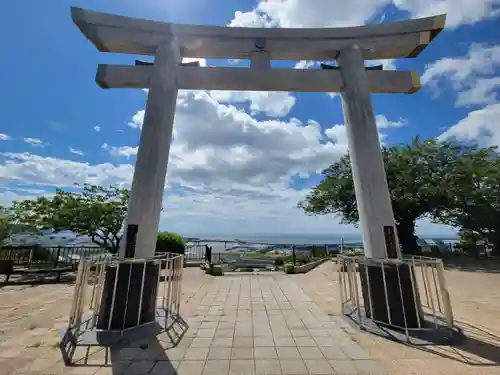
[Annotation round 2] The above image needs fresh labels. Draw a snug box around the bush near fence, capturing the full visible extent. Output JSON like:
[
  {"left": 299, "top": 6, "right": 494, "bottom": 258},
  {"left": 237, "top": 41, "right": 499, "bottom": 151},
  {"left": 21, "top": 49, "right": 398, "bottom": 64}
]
[{"left": 156, "top": 232, "right": 186, "bottom": 256}]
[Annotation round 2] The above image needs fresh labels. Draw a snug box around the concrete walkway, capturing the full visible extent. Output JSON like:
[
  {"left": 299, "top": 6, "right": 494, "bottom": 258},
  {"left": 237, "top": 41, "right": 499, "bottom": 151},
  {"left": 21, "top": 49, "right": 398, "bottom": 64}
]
[{"left": 95, "top": 274, "right": 383, "bottom": 375}]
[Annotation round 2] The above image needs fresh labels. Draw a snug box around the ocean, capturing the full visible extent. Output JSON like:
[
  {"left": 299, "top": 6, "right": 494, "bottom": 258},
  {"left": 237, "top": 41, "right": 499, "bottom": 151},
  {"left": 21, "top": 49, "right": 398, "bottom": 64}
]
[{"left": 183, "top": 233, "right": 459, "bottom": 253}]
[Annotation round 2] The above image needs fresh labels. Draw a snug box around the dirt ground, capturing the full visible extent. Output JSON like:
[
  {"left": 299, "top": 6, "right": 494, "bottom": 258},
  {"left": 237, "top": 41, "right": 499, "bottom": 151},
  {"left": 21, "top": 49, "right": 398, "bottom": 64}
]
[{"left": 292, "top": 260, "right": 500, "bottom": 374}]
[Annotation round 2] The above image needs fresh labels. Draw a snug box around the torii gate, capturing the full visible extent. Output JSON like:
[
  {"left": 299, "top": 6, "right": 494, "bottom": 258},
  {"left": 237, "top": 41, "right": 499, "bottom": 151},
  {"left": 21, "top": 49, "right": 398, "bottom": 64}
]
[{"left": 71, "top": 7, "right": 445, "bottom": 262}]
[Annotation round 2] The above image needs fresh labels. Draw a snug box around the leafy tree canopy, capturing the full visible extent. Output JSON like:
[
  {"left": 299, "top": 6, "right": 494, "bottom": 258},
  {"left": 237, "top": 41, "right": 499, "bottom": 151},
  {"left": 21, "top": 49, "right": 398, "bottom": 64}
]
[
  {"left": 298, "top": 137, "right": 500, "bottom": 255},
  {"left": 10, "top": 184, "right": 129, "bottom": 253}
]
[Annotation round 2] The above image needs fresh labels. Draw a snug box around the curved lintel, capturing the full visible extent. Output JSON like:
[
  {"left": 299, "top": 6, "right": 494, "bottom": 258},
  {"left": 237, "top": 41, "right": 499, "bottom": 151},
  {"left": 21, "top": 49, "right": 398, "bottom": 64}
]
[{"left": 71, "top": 7, "right": 446, "bottom": 60}]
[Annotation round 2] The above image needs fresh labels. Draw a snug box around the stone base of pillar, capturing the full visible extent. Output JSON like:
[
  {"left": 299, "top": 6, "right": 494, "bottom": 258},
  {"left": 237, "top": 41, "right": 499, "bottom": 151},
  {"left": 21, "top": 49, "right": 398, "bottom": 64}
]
[
  {"left": 97, "top": 260, "right": 160, "bottom": 330},
  {"left": 359, "top": 262, "right": 423, "bottom": 329}
]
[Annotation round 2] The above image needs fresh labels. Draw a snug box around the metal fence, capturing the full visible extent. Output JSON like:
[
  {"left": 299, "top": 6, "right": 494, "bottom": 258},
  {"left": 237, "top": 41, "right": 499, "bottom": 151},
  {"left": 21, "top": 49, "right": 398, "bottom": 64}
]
[
  {"left": 184, "top": 243, "right": 205, "bottom": 262},
  {"left": 337, "top": 254, "right": 454, "bottom": 343},
  {"left": 0, "top": 246, "right": 109, "bottom": 267},
  {"left": 61, "top": 252, "right": 184, "bottom": 364}
]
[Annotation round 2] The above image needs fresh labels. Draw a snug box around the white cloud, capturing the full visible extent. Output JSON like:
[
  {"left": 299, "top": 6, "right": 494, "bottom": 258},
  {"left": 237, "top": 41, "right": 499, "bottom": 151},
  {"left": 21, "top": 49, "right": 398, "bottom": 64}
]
[
  {"left": 69, "top": 147, "right": 84, "bottom": 156},
  {"left": 0, "top": 152, "right": 133, "bottom": 187},
  {"left": 231, "top": 0, "right": 500, "bottom": 31},
  {"left": 228, "top": 10, "right": 277, "bottom": 27},
  {"left": 455, "top": 77, "right": 500, "bottom": 107},
  {"left": 0, "top": 133, "right": 11, "bottom": 141},
  {"left": 393, "top": 0, "right": 500, "bottom": 28},
  {"left": 422, "top": 44, "right": 500, "bottom": 107},
  {"left": 94, "top": 126, "right": 101, "bottom": 132},
  {"left": 128, "top": 110, "right": 145, "bottom": 130},
  {"left": 101, "top": 143, "right": 138, "bottom": 158},
  {"left": 0, "top": 88, "right": 453, "bottom": 235},
  {"left": 209, "top": 91, "right": 296, "bottom": 117},
  {"left": 294, "top": 61, "right": 316, "bottom": 69},
  {"left": 438, "top": 103, "right": 500, "bottom": 147},
  {"left": 23, "top": 138, "right": 45, "bottom": 147},
  {"left": 375, "top": 114, "right": 407, "bottom": 129}
]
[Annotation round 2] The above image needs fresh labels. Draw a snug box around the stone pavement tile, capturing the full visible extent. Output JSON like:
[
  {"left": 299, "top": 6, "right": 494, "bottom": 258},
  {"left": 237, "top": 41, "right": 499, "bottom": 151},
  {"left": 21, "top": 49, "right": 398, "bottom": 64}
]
[
  {"left": 200, "top": 322, "right": 219, "bottom": 329},
  {"left": 255, "top": 359, "right": 282, "bottom": 375},
  {"left": 191, "top": 338, "right": 213, "bottom": 348},
  {"left": 149, "top": 361, "right": 180, "bottom": 375},
  {"left": 328, "top": 359, "right": 358, "bottom": 375},
  {"left": 273, "top": 330, "right": 293, "bottom": 338},
  {"left": 197, "top": 329, "right": 216, "bottom": 338},
  {"left": 313, "top": 337, "right": 337, "bottom": 347},
  {"left": 319, "top": 346, "right": 348, "bottom": 360},
  {"left": 177, "top": 360, "right": 206, "bottom": 375},
  {"left": 234, "top": 337, "right": 254, "bottom": 347},
  {"left": 229, "top": 359, "right": 255, "bottom": 375},
  {"left": 109, "top": 347, "right": 142, "bottom": 362},
  {"left": 9, "top": 358, "right": 60, "bottom": 375},
  {"left": 219, "top": 322, "right": 236, "bottom": 329},
  {"left": 253, "top": 329, "right": 273, "bottom": 337},
  {"left": 309, "top": 329, "right": 329, "bottom": 338},
  {"left": 294, "top": 337, "right": 316, "bottom": 347},
  {"left": 254, "top": 346, "right": 278, "bottom": 359},
  {"left": 304, "top": 322, "right": 323, "bottom": 329},
  {"left": 340, "top": 342, "right": 372, "bottom": 360},
  {"left": 254, "top": 337, "right": 274, "bottom": 347},
  {"left": 208, "top": 347, "right": 232, "bottom": 359},
  {"left": 290, "top": 329, "right": 310, "bottom": 338},
  {"left": 354, "top": 359, "right": 385, "bottom": 375},
  {"left": 123, "top": 360, "right": 156, "bottom": 375},
  {"left": 212, "top": 337, "right": 234, "bottom": 347},
  {"left": 297, "top": 346, "right": 325, "bottom": 360},
  {"left": 276, "top": 347, "right": 301, "bottom": 360},
  {"left": 303, "top": 359, "right": 334, "bottom": 375},
  {"left": 280, "top": 359, "right": 307, "bottom": 375},
  {"left": 232, "top": 347, "right": 254, "bottom": 360},
  {"left": 184, "top": 347, "right": 209, "bottom": 361},
  {"left": 176, "top": 337, "right": 194, "bottom": 348},
  {"left": 267, "top": 310, "right": 282, "bottom": 316},
  {"left": 235, "top": 328, "right": 253, "bottom": 337},
  {"left": 216, "top": 328, "right": 235, "bottom": 338},
  {"left": 203, "top": 359, "right": 230, "bottom": 375},
  {"left": 274, "top": 338, "right": 296, "bottom": 347},
  {"left": 162, "top": 346, "right": 188, "bottom": 361}
]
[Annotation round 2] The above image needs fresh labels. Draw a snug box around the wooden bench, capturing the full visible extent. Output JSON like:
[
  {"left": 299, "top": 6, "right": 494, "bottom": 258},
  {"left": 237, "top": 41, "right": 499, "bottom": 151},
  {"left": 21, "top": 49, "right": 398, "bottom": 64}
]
[{"left": 0, "top": 259, "right": 74, "bottom": 284}]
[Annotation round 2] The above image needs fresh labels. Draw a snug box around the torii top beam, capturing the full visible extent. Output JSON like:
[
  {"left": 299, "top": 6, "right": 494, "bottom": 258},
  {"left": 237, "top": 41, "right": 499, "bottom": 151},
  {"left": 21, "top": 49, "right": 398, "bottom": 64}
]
[{"left": 71, "top": 7, "right": 446, "bottom": 61}]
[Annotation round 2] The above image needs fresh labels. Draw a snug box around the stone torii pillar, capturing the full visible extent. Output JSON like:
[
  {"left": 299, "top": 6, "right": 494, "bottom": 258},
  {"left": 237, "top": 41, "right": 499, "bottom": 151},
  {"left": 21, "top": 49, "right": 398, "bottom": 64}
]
[
  {"left": 121, "top": 41, "right": 181, "bottom": 259},
  {"left": 337, "top": 45, "right": 401, "bottom": 260}
]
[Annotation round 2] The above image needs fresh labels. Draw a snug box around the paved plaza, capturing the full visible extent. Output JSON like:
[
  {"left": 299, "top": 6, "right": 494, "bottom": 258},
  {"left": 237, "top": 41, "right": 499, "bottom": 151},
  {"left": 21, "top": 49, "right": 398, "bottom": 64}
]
[{"left": 141, "top": 275, "right": 383, "bottom": 375}]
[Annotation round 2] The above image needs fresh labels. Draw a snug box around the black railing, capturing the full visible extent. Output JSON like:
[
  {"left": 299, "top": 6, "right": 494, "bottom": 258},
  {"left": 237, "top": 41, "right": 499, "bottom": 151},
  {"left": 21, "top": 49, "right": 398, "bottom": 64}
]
[{"left": 0, "top": 246, "right": 110, "bottom": 268}]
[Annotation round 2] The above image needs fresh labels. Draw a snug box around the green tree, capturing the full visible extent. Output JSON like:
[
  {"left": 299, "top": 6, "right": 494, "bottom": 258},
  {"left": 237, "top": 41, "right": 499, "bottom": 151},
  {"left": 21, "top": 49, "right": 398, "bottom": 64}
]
[
  {"left": 434, "top": 146, "right": 500, "bottom": 255},
  {"left": 10, "top": 184, "right": 130, "bottom": 253},
  {"left": 0, "top": 206, "right": 13, "bottom": 242},
  {"left": 298, "top": 138, "right": 467, "bottom": 255}
]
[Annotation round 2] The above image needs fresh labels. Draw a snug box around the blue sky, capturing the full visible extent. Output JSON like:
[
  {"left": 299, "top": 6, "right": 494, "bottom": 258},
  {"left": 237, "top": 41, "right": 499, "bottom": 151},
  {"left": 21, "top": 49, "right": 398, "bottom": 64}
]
[{"left": 0, "top": 0, "right": 499, "bottom": 236}]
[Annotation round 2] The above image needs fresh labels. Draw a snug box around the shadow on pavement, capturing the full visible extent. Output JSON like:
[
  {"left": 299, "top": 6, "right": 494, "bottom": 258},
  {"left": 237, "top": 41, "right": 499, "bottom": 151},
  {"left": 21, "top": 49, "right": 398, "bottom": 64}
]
[
  {"left": 402, "top": 320, "right": 500, "bottom": 366},
  {"left": 66, "top": 315, "right": 189, "bottom": 374}
]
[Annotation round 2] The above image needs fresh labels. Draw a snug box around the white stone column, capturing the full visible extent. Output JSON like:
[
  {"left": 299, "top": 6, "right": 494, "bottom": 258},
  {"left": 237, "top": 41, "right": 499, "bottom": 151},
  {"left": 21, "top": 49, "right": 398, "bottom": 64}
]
[
  {"left": 337, "top": 44, "right": 401, "bottom": 259},
  {"left": 120, "top": 40, "right": 181, "bottom": 258}
]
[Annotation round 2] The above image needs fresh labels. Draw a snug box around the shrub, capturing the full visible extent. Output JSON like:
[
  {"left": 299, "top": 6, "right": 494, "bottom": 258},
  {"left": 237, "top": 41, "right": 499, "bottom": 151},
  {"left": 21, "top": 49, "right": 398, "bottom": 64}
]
[
  {"left": 284, "top": 263, "right": 295, "bottom": 274},
  {"left": 156, "top": 232, "right": 185, "bottom": 255},
  {"left": 274, "top": 257, "right": 285, "bottom": 266}
]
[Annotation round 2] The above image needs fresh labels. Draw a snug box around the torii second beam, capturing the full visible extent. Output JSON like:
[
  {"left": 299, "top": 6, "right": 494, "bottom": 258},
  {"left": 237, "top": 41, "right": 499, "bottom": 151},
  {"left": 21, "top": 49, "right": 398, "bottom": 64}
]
[{"left": 96, "top": 65, "right": 421, "bottom": 94}]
